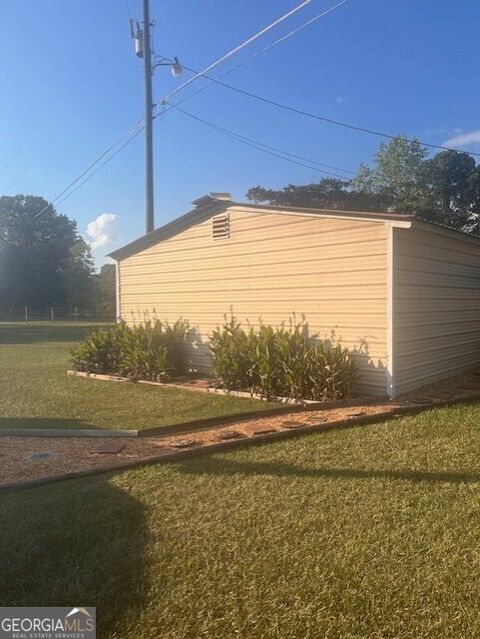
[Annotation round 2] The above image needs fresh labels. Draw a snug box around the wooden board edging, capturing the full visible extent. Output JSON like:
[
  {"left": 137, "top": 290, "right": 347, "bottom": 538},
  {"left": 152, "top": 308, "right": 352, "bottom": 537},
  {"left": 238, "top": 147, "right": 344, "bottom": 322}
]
[
  {"left": 0, "top": 429, "right": 138, "bottom": 438},
  {"left": 2, "top": 394, "right": 480, "bottom": 493}
]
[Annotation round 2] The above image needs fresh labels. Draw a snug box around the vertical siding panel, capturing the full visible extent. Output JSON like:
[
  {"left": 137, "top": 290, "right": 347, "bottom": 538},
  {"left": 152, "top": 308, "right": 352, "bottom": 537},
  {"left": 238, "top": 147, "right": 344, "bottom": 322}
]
[{"left": 393, "top": 225, "right": 480, "bottom": 395}]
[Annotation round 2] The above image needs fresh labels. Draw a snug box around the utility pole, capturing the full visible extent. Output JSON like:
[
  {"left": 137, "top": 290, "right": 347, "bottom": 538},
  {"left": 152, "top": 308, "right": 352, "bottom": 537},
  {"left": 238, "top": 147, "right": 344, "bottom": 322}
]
[
  {"left": 130, "top": 3, "right": 182, "bottom": 234},
  {"left": 142, "top": 0, "right": 154, "bottom": 234}
]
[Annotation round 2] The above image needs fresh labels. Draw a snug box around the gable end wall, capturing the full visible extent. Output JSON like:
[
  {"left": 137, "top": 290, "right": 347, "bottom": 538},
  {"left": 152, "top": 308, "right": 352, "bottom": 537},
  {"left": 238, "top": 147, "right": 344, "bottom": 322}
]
[{"left": 118, "top": 207, "right": 390, "bottom": 396}]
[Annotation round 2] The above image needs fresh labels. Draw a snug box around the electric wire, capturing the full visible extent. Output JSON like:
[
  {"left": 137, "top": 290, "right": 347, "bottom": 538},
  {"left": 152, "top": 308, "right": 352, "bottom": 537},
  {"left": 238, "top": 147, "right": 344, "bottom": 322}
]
[
  {"left": 4, "top": 82, "right": 113, "bottom": 195},
  {"left": 54, "top": 126, "right": 145, "bottom": 209},
  {"left": 165, "top": 102, "right": 352, "bottom": 178},
  {"left": 0, "top": 65, "right": 83, "bottom": 184},
  {"left": 28, "top": 1, "right": 327, "bottom": 218},
  {"left": 162, "top": 62, "right": 480, "bottom": 160},
  {"left": 33, "top": 116, "right": 145, "bottom": 219},
  {"left": 165, "top": 103, "right": 468, "bottom": 222},
  {"left": 152, "top": 0, "right": 178, "bottom": 22},
  {"left": 159, "top": 0, "right": 317, "bottom": 104},
  {"left": 157, "top": 0, "right": 348, "bottom": 112},
  {"left": 168, "top": 66, "right": 480, "bottom": 159}
]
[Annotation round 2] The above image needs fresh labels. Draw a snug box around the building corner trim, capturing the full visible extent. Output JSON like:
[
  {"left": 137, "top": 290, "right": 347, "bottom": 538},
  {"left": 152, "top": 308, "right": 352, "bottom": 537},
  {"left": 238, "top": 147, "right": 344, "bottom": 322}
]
[
  {"left": 386, "top": 223, "right": 396, "bottom": 399},
  {"left": 115, "top": 260, "right": 121, "bottom": 322}
]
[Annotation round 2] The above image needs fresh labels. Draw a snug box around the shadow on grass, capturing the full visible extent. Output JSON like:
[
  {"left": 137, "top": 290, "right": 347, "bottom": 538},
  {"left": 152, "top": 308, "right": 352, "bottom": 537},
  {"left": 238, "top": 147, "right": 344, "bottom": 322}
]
[
  {"left": 0, "top": 477, "right": 148, "bottom": 638},
  {"left": 0, "top": 417, "right": 107, "bottom": 430},
  {"left": 0, "top": 324, "right": 107, "bottom": 345},
  {"left": 176, "top": 456, "right": 480, "bottom": 485}
]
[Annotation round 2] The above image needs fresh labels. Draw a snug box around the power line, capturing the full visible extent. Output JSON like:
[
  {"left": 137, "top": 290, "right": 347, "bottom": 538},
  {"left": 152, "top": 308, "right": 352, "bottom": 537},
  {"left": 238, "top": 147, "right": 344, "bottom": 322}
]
[
  {"left": 152, "top": 0, "right": 178, "bottom": 22},
  {"left": 151, "top": 0, "right": 180, "bottom": 62},
  {"left": 33, "top": 116, "right": 144, "bottom": 219},
  {"left": 166, "top": 103, "right": 352, "bottom": 178},
  {"left": 4, "top": 145, "right": 50, "bottom": 194},
  {"left": 4, "top": 81, "right": 108, "bottom": 195},
  {"left": 30, "top": 1, "right": 344, "bottom": 224},
  {"left": 54, "top": 127, "right": 144, "bottom": 209},
  {"left": 165, "top": 103, "right": 465, "bottom": 220},
  {"left": 159, "top": 0, "right": 316, "bottom": 104},
  {"left": 0, "top": 65, "right": 83, "bottom": 184},
  {"left": 170, "top": 64, "right": 480, "bottom": 160},
  {"left": 150, "top": 0, "right": 479, "bottom": 161},
  {"left": 157, "top": 0, "right": 348, "bottom": 112}
]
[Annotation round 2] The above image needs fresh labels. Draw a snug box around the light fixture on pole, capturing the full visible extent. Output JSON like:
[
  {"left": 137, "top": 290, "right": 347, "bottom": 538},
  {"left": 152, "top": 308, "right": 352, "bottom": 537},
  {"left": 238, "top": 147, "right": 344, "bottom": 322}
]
[
  {"left": 171, "top": 57, "right": 183, "bottom": 77},
  {"left": 129, "top": 0, "right": 182, "bottom": 234},
  {"left": 152, "top": 55, "right": 183, "bottom": 77}
]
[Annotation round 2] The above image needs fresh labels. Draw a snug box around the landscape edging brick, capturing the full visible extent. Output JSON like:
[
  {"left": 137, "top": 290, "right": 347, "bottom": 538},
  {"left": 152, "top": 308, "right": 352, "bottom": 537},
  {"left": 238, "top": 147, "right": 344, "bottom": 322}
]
[
  {"left": 2, "top": 394, "right": 480, "bottom": 493},
  {"left": 66, "top": 369, "right": 384, "bottom": 410}
]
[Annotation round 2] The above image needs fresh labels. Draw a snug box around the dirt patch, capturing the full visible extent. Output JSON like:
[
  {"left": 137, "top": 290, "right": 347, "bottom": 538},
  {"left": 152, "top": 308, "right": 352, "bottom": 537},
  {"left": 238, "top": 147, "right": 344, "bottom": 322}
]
[
  {"left": 0, "top": 437, "right": 172, "bottom": 488},
  {"left": 0, "top": 399, "right": 423, "bottom": 489},
  {"left": 2, "top": 371, "right": 480, "bottom": 490}
]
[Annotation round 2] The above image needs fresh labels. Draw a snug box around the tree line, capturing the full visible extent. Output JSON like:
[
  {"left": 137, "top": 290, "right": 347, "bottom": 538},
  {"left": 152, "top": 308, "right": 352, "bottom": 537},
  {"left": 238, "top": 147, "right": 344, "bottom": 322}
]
[
  {"left": 247, "top": 136, "right": 480, "bottom": 235},
  {"left": 0, "top": 195, "right": 115, "bottom": 316}
]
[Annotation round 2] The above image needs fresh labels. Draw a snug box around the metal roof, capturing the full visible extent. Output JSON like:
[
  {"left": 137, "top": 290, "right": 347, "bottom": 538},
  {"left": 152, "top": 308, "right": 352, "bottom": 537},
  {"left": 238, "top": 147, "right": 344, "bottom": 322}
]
[{"left": 108, "top": 193, "right": 479, "bottom": 261}]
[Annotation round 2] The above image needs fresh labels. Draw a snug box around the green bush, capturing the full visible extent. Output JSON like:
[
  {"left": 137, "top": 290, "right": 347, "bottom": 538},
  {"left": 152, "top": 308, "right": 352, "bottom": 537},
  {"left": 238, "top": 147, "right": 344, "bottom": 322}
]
[
  {"left": 210, "top": 315, "right": 358, "bottom": 401},
  {"left": 72, "top": 319, "right": 190, "bottom": 381}
]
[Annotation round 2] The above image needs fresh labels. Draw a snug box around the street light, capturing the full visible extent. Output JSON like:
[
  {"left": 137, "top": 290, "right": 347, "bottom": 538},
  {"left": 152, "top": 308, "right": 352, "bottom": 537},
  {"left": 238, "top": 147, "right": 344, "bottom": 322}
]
[
  {"left": 129, "top": 0, "right": 183, "bottom": 234},
  {"left": 153, "top": 55, "right": 183, "bottom": 77},
  {"left": 171, "top": 57, "right": 183, "bottom": 78}
]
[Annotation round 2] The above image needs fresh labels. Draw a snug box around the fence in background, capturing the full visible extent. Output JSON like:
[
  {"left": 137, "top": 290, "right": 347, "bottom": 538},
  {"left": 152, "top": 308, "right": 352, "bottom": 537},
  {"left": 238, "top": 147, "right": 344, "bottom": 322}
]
[{"left": 0, "top": 306, "right": 115, "bottom": 323}]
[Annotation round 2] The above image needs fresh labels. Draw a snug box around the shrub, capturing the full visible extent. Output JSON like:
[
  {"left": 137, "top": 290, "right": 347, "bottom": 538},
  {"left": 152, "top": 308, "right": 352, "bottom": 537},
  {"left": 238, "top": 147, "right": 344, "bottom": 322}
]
[
  {"left": 210, "top": 315, "right": 358, "bottom": 401},
  {"left": 72, "top": 318, "right": 190, "bottom": 381},
  {"left": 71, "top": 323, "right": 126, "bottom": 375}
]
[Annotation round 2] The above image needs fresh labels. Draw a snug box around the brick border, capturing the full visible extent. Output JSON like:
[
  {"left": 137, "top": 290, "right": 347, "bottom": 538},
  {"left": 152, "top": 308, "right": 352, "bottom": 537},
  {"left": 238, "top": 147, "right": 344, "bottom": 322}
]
[
  {"left": 0, "top": 394, "right": 388, "bottom": 439},
  {"left": 2, "top": 394, "right": 480, "bottom": 493},
  {"left": 66, "top": 369, "right": 378, "bottom": 408},
  {"left": 139, "top": 395, "right": 390, "bottom": 437}
]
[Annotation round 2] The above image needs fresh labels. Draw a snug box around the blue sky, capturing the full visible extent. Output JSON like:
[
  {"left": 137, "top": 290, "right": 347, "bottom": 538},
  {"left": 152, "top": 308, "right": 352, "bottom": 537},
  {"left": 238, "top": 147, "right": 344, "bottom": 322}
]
[{"left": 1, "top": 0, "right": 479, "bottom": 265}]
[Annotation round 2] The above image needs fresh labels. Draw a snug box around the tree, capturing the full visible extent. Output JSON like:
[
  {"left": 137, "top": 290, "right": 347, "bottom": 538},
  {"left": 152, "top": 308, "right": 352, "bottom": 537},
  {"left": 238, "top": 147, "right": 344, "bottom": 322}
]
[
  {"left": 247, "top": 135, "right": 480, "bottom": 235},
  {"left": 95, "top": 263, "right": 116, "bottom": 318},
  {"left": 352, "top": 137, "right": 480, "bottom": 232},
  {"left": 0, "top": 195, "right": 95, "bottom": 310},
  {"left": 61, "top": 238, "right": 96, "bottom": 308},
  {"left": 417, "top": 150, "right": 480, "bottom": 232},
  {"left": 247, "top": 178, "right": 391, "bottom": 211},
  {"left": 352, "top": 135, "right": 428, "bottom": 211}
]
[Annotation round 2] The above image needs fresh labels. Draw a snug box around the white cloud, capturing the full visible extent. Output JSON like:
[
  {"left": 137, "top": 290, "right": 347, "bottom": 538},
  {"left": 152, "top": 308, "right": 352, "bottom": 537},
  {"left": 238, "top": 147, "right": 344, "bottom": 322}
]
[
  {"left": 85, "top": 213, "right": 120, "bottom": 251},
  {"left": 442, "top": 130, "right": 480, "bottom": 148}
]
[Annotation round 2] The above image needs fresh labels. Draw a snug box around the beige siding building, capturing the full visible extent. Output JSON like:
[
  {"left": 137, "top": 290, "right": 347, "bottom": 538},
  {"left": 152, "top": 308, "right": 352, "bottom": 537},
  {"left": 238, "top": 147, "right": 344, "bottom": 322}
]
[{"left": 110, "top": 193, "right": 480, "bottom": 399}]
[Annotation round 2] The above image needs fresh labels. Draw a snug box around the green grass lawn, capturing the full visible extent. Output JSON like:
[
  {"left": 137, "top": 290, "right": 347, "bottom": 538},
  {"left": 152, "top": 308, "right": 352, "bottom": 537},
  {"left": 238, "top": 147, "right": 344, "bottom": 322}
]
[
  {"left": 2, "top": 401, "right": 480, "bottom": 637},
  {"left": 0, "top": 322, "right": 271, "bottom": 430}
]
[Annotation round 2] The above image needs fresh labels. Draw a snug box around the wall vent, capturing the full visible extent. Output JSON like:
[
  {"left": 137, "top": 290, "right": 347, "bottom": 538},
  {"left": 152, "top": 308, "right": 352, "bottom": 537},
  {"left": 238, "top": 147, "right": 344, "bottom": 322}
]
[{"left": 212, "top": 213, "right": 230, "bottom": 240}]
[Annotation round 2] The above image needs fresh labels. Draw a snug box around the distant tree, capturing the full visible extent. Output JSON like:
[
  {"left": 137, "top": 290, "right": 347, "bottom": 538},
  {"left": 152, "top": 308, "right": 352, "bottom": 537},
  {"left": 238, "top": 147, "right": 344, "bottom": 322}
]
[
  {"left": 417, "top": 150, "right": 480, "bottom": 233},
  {"left": 61, "top": 239, "right": 96, "bottom": 309},
  {"left": 352, "top": 138, "right": 480, "bottom": 232},
  {"left": 95, "top": 263, "right": 116, "bottom": 318},
  {"left": 0, "top": 195, "right": 95, "bottom": 311},
  {"left": 352, "top": 135, "right": 428, "bottom": 211},
  {"left": 248, "top": 135, "right": 480, "bottom": 235},
  {"left": 247, "top": 178, "right": 391, "bottom": 211}
]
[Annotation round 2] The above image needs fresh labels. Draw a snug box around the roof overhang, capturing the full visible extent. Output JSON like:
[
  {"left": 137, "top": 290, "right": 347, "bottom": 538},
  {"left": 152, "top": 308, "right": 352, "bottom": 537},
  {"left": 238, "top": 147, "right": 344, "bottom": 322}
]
[
  {"left": 113, "top": 193, "right": 480, "bottom": 262},
  {"left": 108, "top": 194, "right": 230, "bottom": 261},
  {"left": 228, "top": 203, "right": 413, "bottom": 228},
  {"left": 411, "top": 218, "right": 480, "bottom": 245}
]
